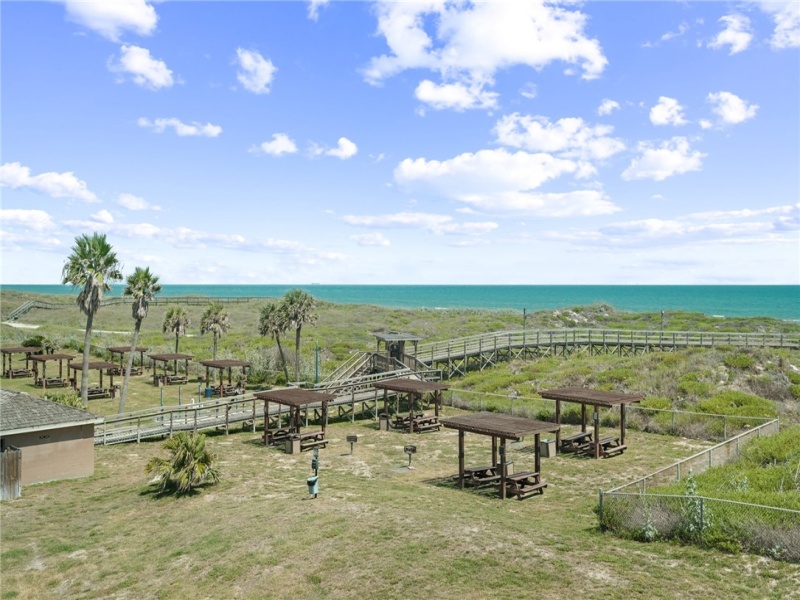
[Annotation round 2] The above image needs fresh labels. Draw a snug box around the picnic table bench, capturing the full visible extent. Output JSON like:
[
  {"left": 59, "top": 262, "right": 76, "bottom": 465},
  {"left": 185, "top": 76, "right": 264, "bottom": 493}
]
[
  {"left": 504, "top": 471, "right": 547, "bottom": 500},
  {"left": 294, "top": 430, "right": 327, "bottom": 451},
  {"left": 464, "top": 465, "right": 501, "bottom": 486},
  {"left": 166, "top": 375, "right": 189, "bottom": 385},
  {"left": 263, "top": 428, "right": 291, "bottom": 445},
  {"left": 560, "top": 430, "right": 592, "bottom": 452},
  {"left": 4, "top": 368, "right": 33, "bottom": 378},
  {"left": 87, "top": 387, "right": 111, "bottom": 400},
  {"left": 392, "top": 413, "right": 424, "bottom": 430},
  {"left": 36, "top": 377, "right": 68, "bottom": 388},
  {"left": 597, "top": 436, "right": 626, "bottom": 458},
  {"left": 410, "top": 415, "right": 441, "bottom": 433}
]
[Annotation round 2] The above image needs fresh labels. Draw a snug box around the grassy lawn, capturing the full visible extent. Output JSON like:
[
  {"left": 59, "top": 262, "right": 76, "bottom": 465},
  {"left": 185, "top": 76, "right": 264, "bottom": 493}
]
[{"left": 2, "top": 413, "right": 799, "bottom": 600}]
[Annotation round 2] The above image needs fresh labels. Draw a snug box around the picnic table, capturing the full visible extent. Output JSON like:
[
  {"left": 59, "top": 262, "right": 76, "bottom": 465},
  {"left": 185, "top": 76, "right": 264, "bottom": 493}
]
[
  {"left": 4, "top": 368, "right": 33, "bottom": 378},
  {"left": 505, "top": 471, "right": 547, "bottom": 500},
  {"left": 463, "top": 465, "right": 501, "bottom": 486},
  {"left": 87, "top": 387, "right": 112, "bottom": 400},
  {"left": 263, "top": 428, "right": 291, "bottom": 446},
  {"left": 410, "top": 414, "right": 441, "bottom": 433},
  {"left": 35, "top": 377, "right": 68, "bottom": 388},
  {"left": 560, "top": 430, "right": 592, "bottom": 452}
]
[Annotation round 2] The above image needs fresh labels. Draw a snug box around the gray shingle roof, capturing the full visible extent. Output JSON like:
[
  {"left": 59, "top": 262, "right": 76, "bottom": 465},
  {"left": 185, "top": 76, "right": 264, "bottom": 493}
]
[{"left": 0, "top": 389, "right": 101, "bottom": 434}]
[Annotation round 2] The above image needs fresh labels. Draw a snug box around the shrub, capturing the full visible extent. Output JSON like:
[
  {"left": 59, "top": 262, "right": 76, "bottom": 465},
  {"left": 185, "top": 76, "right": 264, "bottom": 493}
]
[
  {"left": 697, "top": 391, "right": 776, "bottom": 418},
  {"left": 145, "top": 432, "right": 219, "bottom": 496},
  {"left": 678, "top": 373, "right": 712, "bottom": 398},
  {"left": 43, "top": 390, "right": 82, "bottom": 409},
  {"left": 786, "top": 371, "right": 800, "bottom": 385},
  {"left": 723, "top": 353, "right": 756, "bottom": 370},
  {"left": 790, "top": 384, "right": 800, "bottom": 400}
]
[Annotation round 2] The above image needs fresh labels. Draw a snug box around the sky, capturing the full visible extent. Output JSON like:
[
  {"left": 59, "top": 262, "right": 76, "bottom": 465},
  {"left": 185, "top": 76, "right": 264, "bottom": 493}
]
[{"left": 1, "top": 0, "right": 799, "bottom": 286}]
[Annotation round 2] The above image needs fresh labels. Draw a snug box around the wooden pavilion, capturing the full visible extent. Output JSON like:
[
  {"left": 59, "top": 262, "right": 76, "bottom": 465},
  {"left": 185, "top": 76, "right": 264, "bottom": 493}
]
[
  {"left": 198, "top": 359, "right": 251, "bottom": 397},
  {"left": 69, "top": 361, "right": 118, "bottom": 399},
  {"left": 372, "top": 378, "right": 449, "bottom": 433},
  {"left": 253, "top": 388, "right": 337, "bottom": 454},
  {"left": 539, "top": 387, "right": 644, "bottom": 459},
  {"left": 441, "top": 412, "right": 560, "bottom": 500},
  {"left": 31, "top": 353, "right": 75, "bottom": 388},
  {"left": 148, "top": 353, "right": 193, "bottom": 385},
  {"left": 107, "top": 346, "right": 148, "bottom": 376},
  {"left": 1, "top": 346, "right": 40, "bottom": 378},
  {"left": 373, "top": 331, "right": 423, "bottom": 367}
]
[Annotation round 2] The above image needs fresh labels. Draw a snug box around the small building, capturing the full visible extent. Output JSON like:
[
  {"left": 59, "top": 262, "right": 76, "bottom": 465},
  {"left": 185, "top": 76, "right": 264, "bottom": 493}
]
[{"left": 0, "top": 389, "right": 102, "bottom": 496}]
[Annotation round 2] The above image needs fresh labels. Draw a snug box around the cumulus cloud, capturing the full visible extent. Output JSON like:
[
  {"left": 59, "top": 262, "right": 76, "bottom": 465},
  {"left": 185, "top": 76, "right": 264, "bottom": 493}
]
[
  {"left": 325, "top": 137, "right": 358, "bottom": 159},
  {"left": 708, "top": 14, "right": 753, "bottom": 54},
  {"left": 622, "top": 137, "right": 705, "bottom": 181},
  {"left": 363, "top": 1, "right": 606, "bottom": 110},
  {"left": 109, "top": 45, "right": 174, "bottom": 90},
  {"left": 0, "top": 162, "right": 98, "bottom": 202},
  {"left": 649, "top": 96, "right": 688, "bottom": 126},
  {"left": 414, "top": 79, "right": 498, "bottom": 111},
  {"left": 343, "top": 212, "right": 497, "bottom": 235},
  {"left": 349, "top": 232, "right": 391, "bottom": 246},
  {"left": 251, "top": 133, "right": 298, "bottom": 156},
  {"left": 137, "top": 117, "right": 222, "bottom": 137},
  {"left": 117, "top": 193, "right": 160, "bottom": 211},
  {"left": 63, "top": 0, "right": 157, "bottom": 41},
  {"left": 236, "top": 48, "right": 276, "bottom": 94},
  {"left": 597, "top": 99, "right": 620, "bottom": 116},
  {"left": 707, "top": 91, "right": 758, "bottom": 125},
  {"left": 0, "top": 209, "right": 56, "bottom": 231},
  {"left": 308, "top": 0, "right": 329, "bottom": 22},
  {"left": 494, "top": 114, "right": 625, "bottom": 161},
  {"left": 757, "top": 1, "right": 800, "bottom": 49}
]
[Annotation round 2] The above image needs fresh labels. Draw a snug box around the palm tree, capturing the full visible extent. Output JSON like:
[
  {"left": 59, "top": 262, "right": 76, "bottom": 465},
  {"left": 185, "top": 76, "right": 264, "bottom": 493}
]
[
  {"left": 282, "top": 289, "right": 318, "bottom": 382},
  {"left": 145, "top": 432, "right": 219, "bottom": 495},
  {"left": 119, "top": 267, "right": 161, "bottom": 413},
  {"left": 258, "top": 301, "right": 290, "bottom": 382},
  {"left": 61, "top": 233, "right": 123, "bottom": 407},
  {"left": 163, "top": 307, "right": 190, "bottom": 354},
  {"left": 200, "top": 301, "right": 230, "bottom": 360}
]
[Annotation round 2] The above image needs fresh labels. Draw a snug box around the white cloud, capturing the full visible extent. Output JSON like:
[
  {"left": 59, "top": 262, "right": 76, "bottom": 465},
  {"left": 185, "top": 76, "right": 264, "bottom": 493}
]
[
  {"left": 494, "top": 114, "right": 625, "bottom": 161},
  {"left": 308, "top": 0, "right": 329, "bottom": 22},
  {"left": 236, "top": 48, "right": 276, "bottom": 94},
  {"left": 649, "top": 96, "right": 688, "bottom": 126},
  {"left": 622, "top": 137, "right": 706, "bottom": 181},
  {"left": 251, "top": 133, "right": 298, "bottom": 156},
  {"left": 0, "top": 209, "right": 56, "bottom": 231},
  {"left": 326, "top": 137, "right": 358, "bottom": 159},
  {"left": 757, "top": 1, "right": 800, "bottom": 49},
  {"left": 109, "top": 45, "right": 174, "bottom": 90},
  {"left": 708, "top": 14, "right": 753, "bottom": 54},
  {"left": 699, "top": 119, "right": 713, "bottom": 130},
  {"left": 117, "top": 193, "right": 161, "bottom": 211},
  {"left": 0, "top": 162, "right": 98, "bottom": 202},
  {"left": 63, "top": 0, "right": 157, "bottom": 41},
  {"left": 137, "top": 117, "right": 222, "bottom": 138},
  {"left": 707, "top": 91, "right": 758, "bottom": 125},
  {"left": 91, "top": 209, "right": 115, "bottom": 224},
  {"left": 597, "top": 99, "right": 620, "bottom": 116},
  {"left": 343, "top": 212, "right": 497, "bottom": 235},
  {"left": 414, "top": 79, "right": 498, "bottom": 111},
  {"left": 363, "top": 1, "right": 606, "bottom": 110},
  {"left": 519, "top": 82, "right": 537, "bottom": 99},
  {"left": 349, "top": 232, "right": 391, "bottom": 246}
]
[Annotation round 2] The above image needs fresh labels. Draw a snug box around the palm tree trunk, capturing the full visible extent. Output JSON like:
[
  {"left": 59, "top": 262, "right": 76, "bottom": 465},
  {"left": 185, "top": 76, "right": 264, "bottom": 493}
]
[
  {"left": 119, "top": 319, "right": 141, "bottom": 413},
  {"left": 294, "top": 325, "right": 302, "bottom": 382},
  {"left": 174, "top": 332, "right": 179, "bottom": 354},
  {"left": 276, "top": 336, "right": 290, "bottom": 382},
  {"left": 80, "top": 311, "right": 94, "bottom": 407},
  {"left": 213, "top": 334, "right": 218, "bottom": 360}
]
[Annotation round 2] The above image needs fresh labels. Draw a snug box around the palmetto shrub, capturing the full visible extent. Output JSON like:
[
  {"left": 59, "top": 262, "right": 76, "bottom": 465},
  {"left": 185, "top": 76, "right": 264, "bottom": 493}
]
[{"left": 145, "top": 432, "right": 219, "bottom": 495}]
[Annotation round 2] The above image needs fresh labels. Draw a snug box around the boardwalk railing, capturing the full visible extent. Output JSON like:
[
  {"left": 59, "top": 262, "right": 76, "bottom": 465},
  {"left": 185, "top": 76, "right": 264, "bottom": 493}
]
[{"left": 413, "top": 329, "right": 800, "bottom": 376}]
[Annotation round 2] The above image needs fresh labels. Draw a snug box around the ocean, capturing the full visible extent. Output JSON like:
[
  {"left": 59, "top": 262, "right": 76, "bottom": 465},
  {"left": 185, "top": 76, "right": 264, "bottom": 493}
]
[{"left": 3, "top": 284, "right": 798, "bottom": 321}]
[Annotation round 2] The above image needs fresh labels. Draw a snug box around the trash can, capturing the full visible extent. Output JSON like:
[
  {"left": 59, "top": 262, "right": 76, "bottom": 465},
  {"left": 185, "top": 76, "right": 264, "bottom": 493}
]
[
  {"left": 306, "top": 475, "right": 319, "bottom": 496},
  {"left": 540, "top": 438, "right": 556, "bottom": 458},
  {"left": 379, "top": 413, "right": 391, "bottom": 432},
  {"left": 204, "top": 387, "right": 213, "bottom": 398}
]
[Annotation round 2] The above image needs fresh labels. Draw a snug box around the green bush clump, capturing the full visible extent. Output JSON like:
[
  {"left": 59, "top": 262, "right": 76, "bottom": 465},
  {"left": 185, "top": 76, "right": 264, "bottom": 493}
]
[
  {"left": 43, "top": 391, "right": 83, "bottom": 408},
  {"left": 598, "top": 367, "right": 635, "bottom": 384},
  {"left": 786, "top": 371, "right": 800, "bottom": 384},
  {"left": 677, "top": 373, "right": 713, "bottom": 398},
  {"left": 697, "top": 391, "right": 776, "bottom": 418},
  {"left": 790, "top": 384, "right": 800, "bottom": 400},
  {"left": 723, "top": 353, "right": 756, "bottom": 369}
]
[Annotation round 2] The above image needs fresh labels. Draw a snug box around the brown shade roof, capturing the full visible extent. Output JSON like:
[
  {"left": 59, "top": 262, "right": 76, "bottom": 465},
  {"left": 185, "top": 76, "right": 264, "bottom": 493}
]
[
  {"left": 1, "top": 346, "right": 40, "bottom": 354},
  {"left": 373, "top": 332, "right": 423, "bottom": 343},
  {"left": 199, "top": 359, "right": 252, "bottom": 368},
  {"left": 253, "top": 388, "right": 337, "bottom": 407},
  {"left": 441, "top": 412, "right": 560, "bottom": 440},
  {"left": 107, "top": 346, "right": 148, "bottom": 354},
  {"left": 31, "top": 353, "right": 76, "bottom": 362},
  {"left": 539, "top": 387, "right": 644, "bottom": 406},
  {"left": 69, "top": 361, "right": 118, "bottom": 372},
  {"left": 148, "top": 353, "right": 193, "bottom": 361},
  {"left": 372, "top": 378, "right": 449, "bottom": 394}
]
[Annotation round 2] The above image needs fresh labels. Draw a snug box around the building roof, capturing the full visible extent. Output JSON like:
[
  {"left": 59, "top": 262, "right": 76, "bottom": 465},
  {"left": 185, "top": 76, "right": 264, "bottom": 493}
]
[
  {"left": 538, "top": 387, "right": 644, "bottom": 407},
  {"left": 372, "top": 378, "right": 449, "bottom": 394},
  {"left": 253, "top": 388, "right": 337, "bottom": 407},
  {"left": 441, "top": 412, "right": 560, "bottom": 440},
  {"left": 0, "top": 389, "right": 102, "bottom": 436}
]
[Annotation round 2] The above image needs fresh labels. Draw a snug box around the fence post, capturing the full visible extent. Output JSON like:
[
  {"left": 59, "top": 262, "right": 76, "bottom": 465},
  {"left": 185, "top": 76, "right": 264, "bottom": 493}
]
[{"left": 723, "top": 416, "right": 727, "bottom": 441}]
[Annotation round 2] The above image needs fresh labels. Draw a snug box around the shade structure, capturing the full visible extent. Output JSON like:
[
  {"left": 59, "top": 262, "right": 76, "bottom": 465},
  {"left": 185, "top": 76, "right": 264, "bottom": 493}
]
[
  {"left": 148, "top": 353, "right": 193, "bottom": 384},
  {"left": 1, "top": 346, "right": 40, "bottom": 378},
  {"left": 31, "top": 353, "right": 76, "bottom": 388},
  {"left": 372, "top": 377, "right": 449, "bottom": 432},
  {"left": 441, "top": 412, "right": 560, "bottom": 500},
  {"left": 539, "top": 387, "right": 643, "bottom": 459},
  {"left": 107, "top": 346, "right": 148, "bottom": 374},
  {"left": 253, "top": 388, "right": 337, "bottom": 449},
  {"left": 198, "top": 359, "right": 252, "bottom": 395},
  {"left": 69, "top": 361, "right": 118, "bottom": 395}
]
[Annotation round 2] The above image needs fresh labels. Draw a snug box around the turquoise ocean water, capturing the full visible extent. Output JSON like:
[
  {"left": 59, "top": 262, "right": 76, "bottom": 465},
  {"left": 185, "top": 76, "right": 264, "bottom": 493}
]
[{"left": 3, "top": 285, "right": 798, "bottom": 321}]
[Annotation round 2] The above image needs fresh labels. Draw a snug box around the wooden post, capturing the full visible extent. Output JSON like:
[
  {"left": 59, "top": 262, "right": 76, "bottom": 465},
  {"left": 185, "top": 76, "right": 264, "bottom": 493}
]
[
  {"left": 458, "top": 430, "right": 465, "bottom": 489},
  {"left": 534, "top": 433, "right": 541, "bottom": 475},
  {"left": 492, "top": 436, "right": 498, "bottom": 467},
  {"left": 263, "top": 399, "right": 269, "bottom": 443},
  {"left": 620, "top": 403, "right": 626, "bottom": 446},
  {"left": 555, "top": 399, "right": 562, "bottom": 450},
  {"left": 593, "top": 406, "right": 600, "bottom": 459},
  {"left": 499, "top": 438, "right": 507, "bottom": 500},
  {"left": 322, "top": 400, "right": 329, "bottom": 434},
  {"left": 581, "top": 403, "right": 587, "bottom": 433}
]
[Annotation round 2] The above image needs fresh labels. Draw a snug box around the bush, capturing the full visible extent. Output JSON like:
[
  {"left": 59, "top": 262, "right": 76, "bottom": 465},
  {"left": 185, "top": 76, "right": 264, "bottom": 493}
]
[
  {"left": 43, "top": 390, "right": 82, "bottom": 409},
  {"left": 786, "top": 371, "right": 800, "bottom": 385},
  {"left": 790, "top": 384, "right": 800, "bottom": 400},
  {"left": 678, "top": 373, "right": 713, "bottom": 398},
  {"left": 697, "top": 391, "right": 776, "bottom": 418},
  {"left": 723, "top": 353, "right": 756, "bottom": 370}
]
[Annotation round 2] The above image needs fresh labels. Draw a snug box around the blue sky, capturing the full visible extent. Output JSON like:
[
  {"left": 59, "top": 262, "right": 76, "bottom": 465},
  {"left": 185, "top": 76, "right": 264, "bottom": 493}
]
[{"left": 1, "top": 0, "right": 798, "bottom": 285}]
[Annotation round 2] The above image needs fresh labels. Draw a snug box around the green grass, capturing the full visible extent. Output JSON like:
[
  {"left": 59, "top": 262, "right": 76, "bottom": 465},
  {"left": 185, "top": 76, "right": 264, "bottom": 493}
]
[{"left": 2, "top": 416, "right": 799, "bottom": 599}]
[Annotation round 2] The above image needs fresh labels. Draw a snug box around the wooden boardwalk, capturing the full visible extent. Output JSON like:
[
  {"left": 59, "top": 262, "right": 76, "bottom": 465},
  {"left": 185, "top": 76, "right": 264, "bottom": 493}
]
[{"left": 412, "top": 329, "right": 800, "bottom": 378}]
